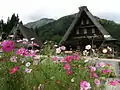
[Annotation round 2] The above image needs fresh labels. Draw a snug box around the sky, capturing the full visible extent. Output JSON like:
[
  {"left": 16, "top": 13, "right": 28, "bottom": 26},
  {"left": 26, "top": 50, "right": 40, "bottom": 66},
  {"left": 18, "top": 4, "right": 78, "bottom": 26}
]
[{"left": 0, "top": 0, "right": 120, "bottom": 24}]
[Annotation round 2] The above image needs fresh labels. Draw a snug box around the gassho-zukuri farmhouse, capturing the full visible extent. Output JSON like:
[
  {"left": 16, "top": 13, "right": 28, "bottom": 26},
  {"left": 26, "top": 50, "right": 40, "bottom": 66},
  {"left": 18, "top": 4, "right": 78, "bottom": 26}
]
[{"left": 59, "top": 6, "right": 120, "bottom": 55}]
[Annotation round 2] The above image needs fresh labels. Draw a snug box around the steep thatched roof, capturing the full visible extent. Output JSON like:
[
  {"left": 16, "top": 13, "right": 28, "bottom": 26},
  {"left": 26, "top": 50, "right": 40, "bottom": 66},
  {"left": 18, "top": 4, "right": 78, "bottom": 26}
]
[
  {"left": 60, "top": 6, "right": 116, "bottom": 44},
  {"left": 18, "top": 24, "right": 41, "bottom": 45}
]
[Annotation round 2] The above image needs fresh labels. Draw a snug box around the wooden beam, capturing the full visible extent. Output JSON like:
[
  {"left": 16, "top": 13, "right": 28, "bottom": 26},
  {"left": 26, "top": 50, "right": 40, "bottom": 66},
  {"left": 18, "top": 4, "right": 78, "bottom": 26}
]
[
  {"left": 73, "top": 35, "right": 102, "bottom": 39},
  {"left": 78, "top": 25, "right": 95, "bottom": 29}
]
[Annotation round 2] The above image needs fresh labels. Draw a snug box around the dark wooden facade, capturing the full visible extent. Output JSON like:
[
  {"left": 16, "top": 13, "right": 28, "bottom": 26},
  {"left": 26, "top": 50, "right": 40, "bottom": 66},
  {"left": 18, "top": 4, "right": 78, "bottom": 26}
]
[{"left": 60, "top": 6, "right": 116, "bottom": 51}]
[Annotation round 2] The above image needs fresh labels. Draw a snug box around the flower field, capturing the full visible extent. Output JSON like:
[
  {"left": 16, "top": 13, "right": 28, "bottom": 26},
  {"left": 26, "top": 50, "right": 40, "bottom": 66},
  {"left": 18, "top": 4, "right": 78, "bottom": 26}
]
[{"left": 0, "top": 39, "right": 119, "bottom": 90}]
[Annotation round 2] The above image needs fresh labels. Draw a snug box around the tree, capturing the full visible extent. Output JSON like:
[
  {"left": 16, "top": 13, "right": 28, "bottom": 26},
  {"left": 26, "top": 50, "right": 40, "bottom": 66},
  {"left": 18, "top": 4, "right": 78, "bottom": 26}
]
[{"left": 2, "top": 13, "right": 20, "bottom": 39}]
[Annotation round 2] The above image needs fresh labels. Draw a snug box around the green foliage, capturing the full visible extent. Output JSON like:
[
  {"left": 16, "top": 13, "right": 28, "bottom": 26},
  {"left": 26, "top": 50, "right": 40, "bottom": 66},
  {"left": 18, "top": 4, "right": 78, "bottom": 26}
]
[
  {"left": 98, "top": 18, "right": 120, "bottom": 41},
  {"left": 40, "top": 41, "right": 56, "bottom": 56}
]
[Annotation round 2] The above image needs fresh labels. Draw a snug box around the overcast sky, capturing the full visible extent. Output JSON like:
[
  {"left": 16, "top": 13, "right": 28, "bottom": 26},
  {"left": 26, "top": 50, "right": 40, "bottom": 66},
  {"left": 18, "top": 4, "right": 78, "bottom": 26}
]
[{"left": 0, "top": 0, "right": 120, "bottom": 24}]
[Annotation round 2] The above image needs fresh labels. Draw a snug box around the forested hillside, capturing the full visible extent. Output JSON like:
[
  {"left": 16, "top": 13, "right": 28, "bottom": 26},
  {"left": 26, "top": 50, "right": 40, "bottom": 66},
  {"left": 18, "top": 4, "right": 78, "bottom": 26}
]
[{"left": 25, "top": 18, "right": 55, "bottom": 29}]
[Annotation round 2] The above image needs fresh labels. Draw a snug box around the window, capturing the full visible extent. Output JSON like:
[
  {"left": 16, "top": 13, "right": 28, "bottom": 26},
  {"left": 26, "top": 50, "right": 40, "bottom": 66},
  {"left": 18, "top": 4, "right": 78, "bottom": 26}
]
[
  {"left": 76, "top": 29, "right": 79, "bottom": 35},
  {"left": 81, "top": 20, "right": 84, "bottom": 25},
  {"left": 86, "top": 19, "right": 89, "bottom": 24},
  {"left": 84, "top": 28, "right": 87, "bottom": 34},
  {"left": 92, "top": 28, "right": 95, "bottom": 34}
]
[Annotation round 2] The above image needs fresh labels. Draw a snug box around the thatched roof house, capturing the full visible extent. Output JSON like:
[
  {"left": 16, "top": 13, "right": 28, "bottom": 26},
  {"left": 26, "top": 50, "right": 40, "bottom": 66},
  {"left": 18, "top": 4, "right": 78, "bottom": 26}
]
[
  {"left": 60, "top": 6, "right": 116, "bottom": 51},
  {"left": 18, "top": 24, "right": 41, "bottom": 44},
  {"left": 9, "top": 23, "right": 41, "bottom": 46}
]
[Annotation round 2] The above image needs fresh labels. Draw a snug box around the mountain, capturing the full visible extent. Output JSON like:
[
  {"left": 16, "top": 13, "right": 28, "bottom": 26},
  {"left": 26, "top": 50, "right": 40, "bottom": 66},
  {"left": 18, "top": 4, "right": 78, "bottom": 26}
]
[
  {"left": 25, "top": 18, "right": 55, "bottom": 29},
  {"left": 35, "top": 14, "right": 76, "bottom": 42},
  {"left": 34, "top": 14, "right": 120, "bottom": 43}
]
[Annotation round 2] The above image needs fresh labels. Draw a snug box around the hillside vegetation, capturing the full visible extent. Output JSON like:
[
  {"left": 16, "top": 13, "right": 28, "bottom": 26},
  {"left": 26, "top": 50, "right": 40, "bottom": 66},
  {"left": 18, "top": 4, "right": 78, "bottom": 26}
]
[{"left": 25, "top": 18, "right": 55, "bottom": 29}]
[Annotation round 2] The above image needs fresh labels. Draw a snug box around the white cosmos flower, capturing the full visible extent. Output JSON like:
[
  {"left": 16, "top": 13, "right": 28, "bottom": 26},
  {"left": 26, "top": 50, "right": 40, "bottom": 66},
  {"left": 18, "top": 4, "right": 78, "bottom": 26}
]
[
  {"left": 31, "top": 38, "right": 35, "bottom": 40},
  {"left": 25, "top": 62, "right": 31, "bottom": 67},
  {"left": 71, "top": 78, "right": 75, "bottom": 82},
  {"left": 102, "top": 48, "right": 108, "bottom": 54},
  {"left": 23, "top": 38, "right": 28, "bottom": 42},
  {"left": 83, "top": 50, "right": 89, "bottom": 56},
  {"left": 85, "top": 45, "right": 91, "bottom": 50},
  {"left": 84, "top": 59, "right": 89, "bottom": 63},
  {"left": 54, "top": 45, "right": 58, "bottom": 47},
  {"left": 25, "top": 68, "right": 32, "bottom": 73},
  {"left": 35, "top": 50, "right": 40, "bottom": 53},
  {"left": 8, "top": 35, "right": 14, "bottom": 38},
  {"left": 56, "top": 47, "right": 61, "bottom": 54},
  {"left": 60, "top": 46, "right": 66, "bottom": 51},
  {"left": 107, "top": 46, "right": 112, "bottom": 52},
  {"left": 44, "top": 41, "right": 47, "bottom": 44},
  {"left": 10, "top": 56, "right": 17, "bottom": 63}
]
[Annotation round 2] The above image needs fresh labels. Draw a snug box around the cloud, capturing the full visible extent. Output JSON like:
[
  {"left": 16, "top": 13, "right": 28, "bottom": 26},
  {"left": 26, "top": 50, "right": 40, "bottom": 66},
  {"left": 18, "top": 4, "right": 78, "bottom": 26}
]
[
  {"left": 96, "top": 12, "right": 120, "bottom": 23},
  {"left": 0, "top": 0, "right": 120, "bottom": 24}
]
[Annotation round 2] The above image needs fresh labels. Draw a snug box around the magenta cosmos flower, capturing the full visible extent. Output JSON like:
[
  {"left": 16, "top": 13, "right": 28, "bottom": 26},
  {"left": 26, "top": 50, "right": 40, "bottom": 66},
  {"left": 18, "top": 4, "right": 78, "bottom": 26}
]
[
  {"left": 10, "top": 66, "right": 19, "bottom": 74},
  {"left": 1, "top": 40, "right": 15, "bottom": 52},
  {"left": 109, "top": 80, "right": 118, "bottom": 86},
  {"left": 64, "top": 55, "right": 73, "bottom": 63},
  {"left": 80, "top": 81, "right": 91, "bottom": 90},
  {"left": 16, "top": 48, "right": 28, "bottom": 56}
]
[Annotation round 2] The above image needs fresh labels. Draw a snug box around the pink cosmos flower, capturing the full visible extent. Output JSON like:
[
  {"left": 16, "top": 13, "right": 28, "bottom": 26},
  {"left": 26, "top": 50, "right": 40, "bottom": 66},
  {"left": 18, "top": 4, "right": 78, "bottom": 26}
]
[
  {"left": 66, "top": 70, "right": 72, "bottom": 76},
  {"left": 89, "top": 66, "right": 96, "bottom": 72},
  {"left": 117, "top": 80, "right": 120, "bottom": 83},
  {"left": 73, "top": 54, "right": 80, "bottom": 61},
  {"left": 22, "top": 41, "right": 27, "bottom": 44},
  {"left": 60, "top": 59, "right": 66, "bottom": 63},
  {"left": 101, "top": 69, "right": 112, "bottom": 74},
  {"left": 80, "top": 81, "right": 91, "bottom": 90},
  {"left": 28, "top": 42, "right": 40, "bottom": 47},
  {"left": 90, "top": 72, "right": 98, "bottom": 78},
  {"left": 33, "top": 43, "right": 40, "bottom": 47},
  {"left": 1, "top": 40, "right": 15, "bottom": 52},
  {"left": 109, "top": 80, "right": 118, "bottom": 86},
  {"left": 10, "top": 66, "right": 19, "bottom": 74},
  {"left": 64, "top": 63, "right": 71, "bottom": 70},
  {"left": 94, "top": 79, "right": 100, "bottom": 85},
  {"left": 16, "top": 48, "right": 28, "bottom": 56},
  {"left": 28, "top": 50, "right": 36, "bottom": 57},
  {"left": 16, "top": 39, "right": 23, "bottom": 43},
  {"left": 93, "top": 73, "right": 98, "bottom": 78},
  {"left": 97, "top": 62, "right": 106, "bottom": 67},
  {"left": 64, "top": 55, "right": 73, "bottom": 63},
  {"left": 52, "top": 57, "right": 59, "bottom": 61}
]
